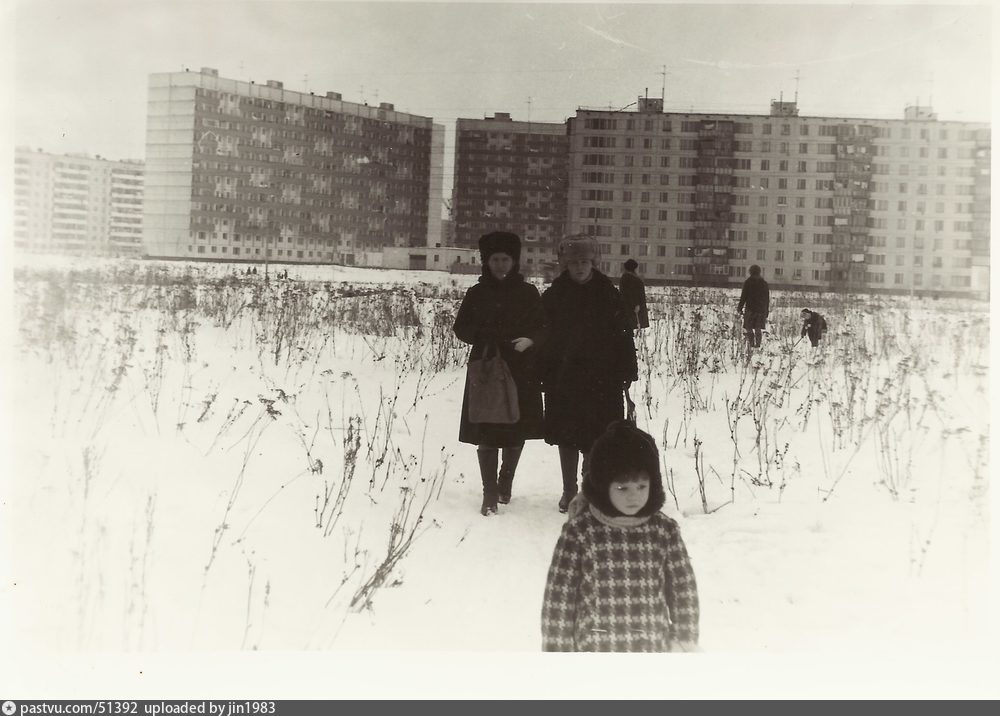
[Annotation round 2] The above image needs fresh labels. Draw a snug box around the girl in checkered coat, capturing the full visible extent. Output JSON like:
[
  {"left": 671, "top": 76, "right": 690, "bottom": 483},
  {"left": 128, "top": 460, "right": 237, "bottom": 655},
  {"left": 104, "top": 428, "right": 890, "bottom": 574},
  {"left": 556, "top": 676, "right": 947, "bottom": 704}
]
[{"left": 541, "top": 421, "right": 699, "bottom": 652}]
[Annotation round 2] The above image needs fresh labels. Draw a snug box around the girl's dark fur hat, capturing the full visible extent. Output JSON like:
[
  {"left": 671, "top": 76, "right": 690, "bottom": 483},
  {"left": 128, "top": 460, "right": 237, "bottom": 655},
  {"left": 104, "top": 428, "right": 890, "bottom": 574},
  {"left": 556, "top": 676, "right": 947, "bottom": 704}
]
[
  {"left": 623, "top": 258, "right": 639, "bottom": 272},
  {"left": 479, "top": 231, "right": 521, "bottom": 264},
  {"left": 584, "top": 420, "right": 666, "bottom": 518},
  {"left": 749, "top": 264, "right": 762, "bottom": 276}
]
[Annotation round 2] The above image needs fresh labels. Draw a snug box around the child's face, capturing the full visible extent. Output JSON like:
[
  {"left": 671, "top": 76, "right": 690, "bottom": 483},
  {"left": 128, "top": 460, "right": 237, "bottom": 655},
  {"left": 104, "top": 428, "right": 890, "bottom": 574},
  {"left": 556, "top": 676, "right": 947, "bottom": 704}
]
[
  {"left": 801, "top": 310, "right": 810, "bottom": 320},
  {"left": 608, "top": 472, "right": 651, "bottom": 516}
]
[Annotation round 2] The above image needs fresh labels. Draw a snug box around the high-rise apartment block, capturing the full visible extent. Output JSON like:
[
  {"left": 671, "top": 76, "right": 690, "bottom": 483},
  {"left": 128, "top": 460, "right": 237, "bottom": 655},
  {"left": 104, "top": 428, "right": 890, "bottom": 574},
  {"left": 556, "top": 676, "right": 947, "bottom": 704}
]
[
  {"left": 453, "top": 113, "right": 569, "bottom": 272},
  {"left": 143, "top": 68, "right": 443, "bottom": 265},
  {"left": 13, "top": 147, "right": 144, "bottom": 256},
  {"left": 565, "top": 97, "right": 990, "bottom": 296}
]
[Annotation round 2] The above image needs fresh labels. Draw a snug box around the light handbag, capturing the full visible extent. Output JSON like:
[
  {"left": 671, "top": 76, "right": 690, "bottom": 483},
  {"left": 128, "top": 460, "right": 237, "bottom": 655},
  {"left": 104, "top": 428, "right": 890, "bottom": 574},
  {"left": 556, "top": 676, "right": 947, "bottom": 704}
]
[{"left": 466, "top": 344, "right": 520, "bottom": 424}]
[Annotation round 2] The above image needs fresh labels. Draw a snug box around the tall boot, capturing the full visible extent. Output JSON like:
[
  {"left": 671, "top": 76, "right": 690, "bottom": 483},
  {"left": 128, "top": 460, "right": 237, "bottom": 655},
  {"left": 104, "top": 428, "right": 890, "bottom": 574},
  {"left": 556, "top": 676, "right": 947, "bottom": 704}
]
[
  {"left": 557, "top": 445, "right": 580, "bottom": 513},
  {"left": 497, "top": 444, "right": 523, "bottom": 505},
  {"left": 477, "top": 448, "right": 499, "bottom": 516}
]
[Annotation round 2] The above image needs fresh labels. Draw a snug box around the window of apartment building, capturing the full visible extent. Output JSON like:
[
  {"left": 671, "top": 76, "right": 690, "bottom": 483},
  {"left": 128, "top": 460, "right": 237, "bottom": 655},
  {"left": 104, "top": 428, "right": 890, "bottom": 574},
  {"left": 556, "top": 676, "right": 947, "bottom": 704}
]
[
  {"left": 797, "top": 161, "right": 807, "bottom": 172},
  {"left": 661, "top": 139, "right": 671, "bottom": 150},
  {"left": 656, "top": 245, "right": 667, "bottom": 257},
  {"left": 762, "top": 124, "right": 772, "bottom": 135},
  {"left": 761, "top": 141, "right": 772, "bottom": 152},
  {"left": 760, "top": 159, "right": 770, "bottom": 171},
  {"left": 758, "top": 196, "right": 769, "bottom": 207},
  {"left": 639, "top": 209, "right": 650, "bottom": 220},
  {"left": 756, "top": 249, "right": 766, "bottom": 260},
  {"left": 640, "top": 192, "right": 650, "bottom": 203},
  {"left": 778, "top": 160, "right": 788, "bottom": 172},
  {"left": 659, "top": 192, "right": 669, "bottom": 203},
  {"left": 624, "top": 156, "right": 634, "bottom": 167},
  {"left": 799, "top": 144, "right": 809, "bottom": 155},
  {"left": 624, "top": 174, "right": 633, "bottom": 185},
  {"left": 620, "top": 226, "right": 631, "bottom": 238},
  {"left": 757, "top": 213, "right": 768, "bottom": 225},
  {"left": 759, "top": 177, "right": 770, "bottom": 188},
  {"left": 621, "top": 207, "right": 632, "bottom": 219},
  {"left": 625, "top": 137, "right": 635, "bottom": 149}
]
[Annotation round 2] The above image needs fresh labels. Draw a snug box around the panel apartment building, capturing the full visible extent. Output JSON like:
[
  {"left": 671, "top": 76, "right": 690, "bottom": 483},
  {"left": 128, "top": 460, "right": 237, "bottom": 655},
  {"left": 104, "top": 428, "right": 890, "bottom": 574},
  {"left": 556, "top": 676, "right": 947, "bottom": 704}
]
[
  {"left": 453, "top": 113, "right": 569, "bottom": 273},
  {"left": 143, "top": 67, "right": 444, "bottom": 265},
  {"left": 13, "top": 147, "right": 144, "bottom": 256},
  {"left": 566, "top": 98, "right": 990, "bottom": 296}
]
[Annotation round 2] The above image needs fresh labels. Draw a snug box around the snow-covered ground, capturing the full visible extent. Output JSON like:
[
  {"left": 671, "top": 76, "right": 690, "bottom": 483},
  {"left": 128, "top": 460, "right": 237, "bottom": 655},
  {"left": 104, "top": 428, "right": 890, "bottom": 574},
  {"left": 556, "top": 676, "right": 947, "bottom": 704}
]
[{"left": 3, "top": 255, "right": 996, "bottom": 697}]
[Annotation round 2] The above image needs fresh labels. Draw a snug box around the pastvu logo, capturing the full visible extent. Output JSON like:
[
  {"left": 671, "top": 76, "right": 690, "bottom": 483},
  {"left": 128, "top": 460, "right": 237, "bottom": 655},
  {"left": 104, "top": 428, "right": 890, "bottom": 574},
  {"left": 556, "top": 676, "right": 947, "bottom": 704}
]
[{"left": 2, "top": 701, "right": 16, "bottom": 716}]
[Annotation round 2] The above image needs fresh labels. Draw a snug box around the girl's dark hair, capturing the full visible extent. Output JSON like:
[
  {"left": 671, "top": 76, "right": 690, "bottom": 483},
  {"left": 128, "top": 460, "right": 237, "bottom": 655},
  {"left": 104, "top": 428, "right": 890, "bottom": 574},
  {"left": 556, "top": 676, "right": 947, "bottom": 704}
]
[
  {"left": 749, "top": 264, "right": 762, "bottom": 276},
  {"left": 584, "top": 420, "right": 666, "bottom": 517}
]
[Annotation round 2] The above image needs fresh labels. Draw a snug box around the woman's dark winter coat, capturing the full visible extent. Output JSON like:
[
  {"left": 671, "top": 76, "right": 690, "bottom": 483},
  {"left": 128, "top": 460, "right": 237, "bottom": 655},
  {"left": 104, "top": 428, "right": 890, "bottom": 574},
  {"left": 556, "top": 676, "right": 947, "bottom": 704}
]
[
  {"left": 737, "top": 274, "right": 770, "bottom": 325},
  {"left": 619, "top": 270, "right": 649, "bottom": 329},
  {"left": 454, "top": 271, "right": 547, "bottom": 447},
  {"left": 539, "top": 270, "right": 638, "bottom": 453}
]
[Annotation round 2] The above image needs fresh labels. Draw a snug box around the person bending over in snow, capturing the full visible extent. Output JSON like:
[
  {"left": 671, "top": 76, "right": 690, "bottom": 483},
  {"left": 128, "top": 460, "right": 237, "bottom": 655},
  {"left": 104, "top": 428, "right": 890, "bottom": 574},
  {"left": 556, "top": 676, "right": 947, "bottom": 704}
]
[
  {"left": 800, "top": 308, "right": 828, "bottom": 348},
  {"left": 541, "top": 420, "right": 699, "bottom": 652}
]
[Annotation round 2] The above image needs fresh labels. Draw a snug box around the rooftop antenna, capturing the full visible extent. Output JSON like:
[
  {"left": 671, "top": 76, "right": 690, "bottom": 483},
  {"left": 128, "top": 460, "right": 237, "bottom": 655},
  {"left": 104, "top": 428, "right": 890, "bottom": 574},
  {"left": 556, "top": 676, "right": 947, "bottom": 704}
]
[
  {"left": 303, "top": 73, "right": 309, "bottom": 92},
  {"left": 660, "top": 65, "right": 667, "bottom": 101},
  {"left": 526, "top": 96, "right": 532, "bottom": 122},
  {"left": 794, "top": 69, "right": 800, "bottom": 103}
]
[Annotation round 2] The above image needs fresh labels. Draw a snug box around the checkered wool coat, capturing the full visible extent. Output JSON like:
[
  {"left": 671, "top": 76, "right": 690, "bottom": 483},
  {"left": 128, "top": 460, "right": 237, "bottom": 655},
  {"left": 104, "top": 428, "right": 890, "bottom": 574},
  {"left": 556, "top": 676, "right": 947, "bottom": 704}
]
[{"left": 541, "top": 509, "right": 699, "bottom": 652}]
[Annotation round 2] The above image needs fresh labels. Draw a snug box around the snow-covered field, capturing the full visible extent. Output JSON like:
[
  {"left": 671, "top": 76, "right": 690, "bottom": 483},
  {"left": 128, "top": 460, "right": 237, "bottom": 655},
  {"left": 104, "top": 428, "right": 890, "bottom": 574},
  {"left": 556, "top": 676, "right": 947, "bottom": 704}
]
[{"left": 3, "top": 255, "right": 996, "bottom": 697}]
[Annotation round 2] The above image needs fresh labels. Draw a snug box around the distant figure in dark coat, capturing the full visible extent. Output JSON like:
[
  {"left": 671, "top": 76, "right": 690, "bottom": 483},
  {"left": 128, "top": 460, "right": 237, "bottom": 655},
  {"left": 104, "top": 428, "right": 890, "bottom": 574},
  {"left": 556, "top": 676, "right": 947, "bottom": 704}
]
[
  {"left": 800, "top": 309, "right": 828, "bottom": 348},
  {"left": 454, "top": 231, "right": 547, "bottom": 516},
  {"left": 539, "top": 235, "right": 638, "bottom": 513},
  {"left": 736, "top": 264, "right": 770, "bottom": 349},
  {"left": 619, "top": 259, "right": 649, "bottom": 331}
]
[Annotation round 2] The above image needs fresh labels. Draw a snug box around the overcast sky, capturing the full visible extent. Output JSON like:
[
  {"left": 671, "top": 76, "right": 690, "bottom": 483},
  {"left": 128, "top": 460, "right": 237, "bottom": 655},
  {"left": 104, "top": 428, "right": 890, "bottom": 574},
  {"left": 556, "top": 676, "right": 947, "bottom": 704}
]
[{"left": 6, "top": 1, "right": 993, "bottom": 170}]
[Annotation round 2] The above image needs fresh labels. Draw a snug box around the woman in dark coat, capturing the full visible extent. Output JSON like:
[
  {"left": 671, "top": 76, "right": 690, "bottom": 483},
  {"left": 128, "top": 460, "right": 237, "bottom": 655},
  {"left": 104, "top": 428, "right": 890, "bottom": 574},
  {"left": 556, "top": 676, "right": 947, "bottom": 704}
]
[
  {"left": 454, "top": 231, "right": 547, "bottom": 516},
  {"left": 539, "top": 235, "right": 638, "bottom": 512}
]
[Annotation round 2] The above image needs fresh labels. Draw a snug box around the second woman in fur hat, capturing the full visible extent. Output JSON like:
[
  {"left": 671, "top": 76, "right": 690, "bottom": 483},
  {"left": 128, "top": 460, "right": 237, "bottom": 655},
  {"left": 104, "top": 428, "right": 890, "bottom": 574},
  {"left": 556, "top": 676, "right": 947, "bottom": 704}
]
[{"left": 538, "top": 235, "right": 638, "bottom": 513}]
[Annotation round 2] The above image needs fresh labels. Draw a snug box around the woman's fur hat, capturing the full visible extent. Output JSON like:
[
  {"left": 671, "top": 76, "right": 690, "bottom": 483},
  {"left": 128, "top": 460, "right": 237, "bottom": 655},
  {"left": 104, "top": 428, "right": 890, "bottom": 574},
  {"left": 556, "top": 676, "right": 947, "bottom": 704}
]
[
  {"left": 584, "top": 420, "right": 666, "bottom": 518},
  {"left": 557, "top": 234, "right": 599, "bottom": 266},
  {"left": 478, "top": 231, "right": 521, "bottom": 265}
]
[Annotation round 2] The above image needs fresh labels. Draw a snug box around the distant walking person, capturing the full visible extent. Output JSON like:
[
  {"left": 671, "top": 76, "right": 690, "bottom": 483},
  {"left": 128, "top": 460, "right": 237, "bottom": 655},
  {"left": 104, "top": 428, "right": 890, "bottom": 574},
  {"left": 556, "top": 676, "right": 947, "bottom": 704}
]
[
  {"left": 454, "top": 231, "right": 547, "bottom": 516},
  {"left": 539, "top": 235, "right": 638, "bottom": 513},
  {"left": 800, "top": 309, "right": 828, "bottom": 348},
  {"left": 736, "top": 264, "right": 770, "bottom": 349},
  {"left": 619, "top": 259, "right": 649, "bottom": 331}
]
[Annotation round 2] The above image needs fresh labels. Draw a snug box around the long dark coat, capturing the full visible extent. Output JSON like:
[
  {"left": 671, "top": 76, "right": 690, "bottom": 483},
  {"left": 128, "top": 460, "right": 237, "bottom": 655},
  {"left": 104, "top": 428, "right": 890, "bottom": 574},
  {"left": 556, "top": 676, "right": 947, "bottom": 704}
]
[
  {"left": 737, "top": 275, "right": 770, "bottom": 316},
  {"left": 619, "top": 270, "right": 649, "bottom": 329},
  {"left": 539, "top": 270, "right": 638, "bottom": 453},
  {"left": 454, "top": 272, "right": 547, "bottom": 447}
]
